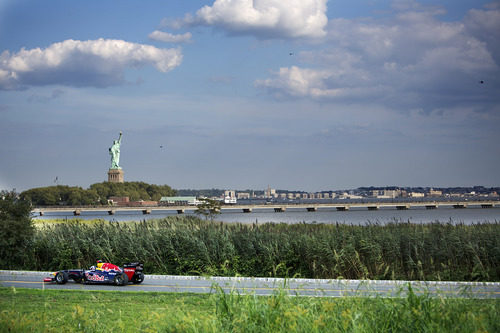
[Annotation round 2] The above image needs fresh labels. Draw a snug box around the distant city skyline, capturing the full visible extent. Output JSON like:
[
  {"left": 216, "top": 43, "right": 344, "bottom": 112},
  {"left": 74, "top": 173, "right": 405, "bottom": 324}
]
[{"left": 1, "top": 1, "right": 499, "bottom": 192}]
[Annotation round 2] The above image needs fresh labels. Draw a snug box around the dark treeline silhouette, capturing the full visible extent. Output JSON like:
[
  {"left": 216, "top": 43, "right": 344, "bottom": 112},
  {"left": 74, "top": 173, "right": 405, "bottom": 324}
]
[{"left": 20, "top": 182, "right": 176, "bottom": 206}]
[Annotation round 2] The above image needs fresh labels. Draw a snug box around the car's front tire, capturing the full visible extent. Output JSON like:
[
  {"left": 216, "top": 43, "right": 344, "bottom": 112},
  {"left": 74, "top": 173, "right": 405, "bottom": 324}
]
[{"left": 55, "top": 271, "right": 68, "bottom": 284}]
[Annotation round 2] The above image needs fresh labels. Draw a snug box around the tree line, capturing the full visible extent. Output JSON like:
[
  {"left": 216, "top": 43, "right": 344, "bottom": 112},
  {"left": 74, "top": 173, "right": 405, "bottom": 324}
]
[{"left": 20, "top": 182, "right": 176, "bottom": 206}]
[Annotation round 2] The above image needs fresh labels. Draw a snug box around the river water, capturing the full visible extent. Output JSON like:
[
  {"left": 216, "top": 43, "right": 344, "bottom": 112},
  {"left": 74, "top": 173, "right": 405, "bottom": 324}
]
[{"left": 33, "top": 206, "right": 500, "bottom": 225}]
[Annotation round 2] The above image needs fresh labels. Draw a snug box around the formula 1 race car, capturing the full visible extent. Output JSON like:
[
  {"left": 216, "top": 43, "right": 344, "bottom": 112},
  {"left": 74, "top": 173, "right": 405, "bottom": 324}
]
[{"left": 43, "top": 262, "right": 144, "bottom": 286}]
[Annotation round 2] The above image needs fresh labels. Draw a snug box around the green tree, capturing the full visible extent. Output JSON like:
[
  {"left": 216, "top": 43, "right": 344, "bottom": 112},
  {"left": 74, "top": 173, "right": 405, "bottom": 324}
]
[
  {"left": 0, "top": 191, "right": 34, "bottom": 269},
  {"left": 194, "top": 198, "right": 222, "bottom": 221},
  {"left": 20, "top": 182, "right": 176, "bottom": 206},
  {"left": 82, "top": 189, "right": 100, "bottom": 205},
  {"left": 89, "top": 181, "right": 176, "bottom": 202},
  {"left": 20, "top": 185, "right": 100, "bottom": 206}
]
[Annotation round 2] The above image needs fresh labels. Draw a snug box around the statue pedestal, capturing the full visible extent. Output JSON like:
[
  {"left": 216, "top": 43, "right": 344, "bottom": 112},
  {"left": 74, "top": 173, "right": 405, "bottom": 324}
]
[{"left": 108, "top": 169, "right": 124, "bottom": 183}]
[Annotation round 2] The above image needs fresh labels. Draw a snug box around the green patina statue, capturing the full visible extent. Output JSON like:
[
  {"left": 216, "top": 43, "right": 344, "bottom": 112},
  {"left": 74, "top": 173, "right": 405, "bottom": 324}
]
[{"left": 109, "top": 131, "right": 122, "bottom": 169}]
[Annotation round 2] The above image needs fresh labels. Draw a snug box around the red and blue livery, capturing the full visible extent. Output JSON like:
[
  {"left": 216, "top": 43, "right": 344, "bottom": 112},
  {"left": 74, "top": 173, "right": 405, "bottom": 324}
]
[{"left": 43, "top": 261, "right": 144, "bottom": 286}]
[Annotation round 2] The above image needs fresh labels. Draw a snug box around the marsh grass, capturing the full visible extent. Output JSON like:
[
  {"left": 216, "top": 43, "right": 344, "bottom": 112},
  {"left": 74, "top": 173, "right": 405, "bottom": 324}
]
[
  {"left": 0, "top": 286, "right": 498, "bottom": 332},
  {"left": 21, "top": 216, "right": 500, "bottom": 281},
  {"left": 212, "top": 282, "right": 500, "bottom": 333},
  {"left": 33, "top": 218, "right": 111, "bottom": 228},
  {"left": 33, "top": 218, "right": 107, "bottom": 224}
]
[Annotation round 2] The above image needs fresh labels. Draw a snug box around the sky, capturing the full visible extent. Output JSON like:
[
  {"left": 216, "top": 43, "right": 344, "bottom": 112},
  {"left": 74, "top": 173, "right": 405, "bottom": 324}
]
[{"left": 1, "top": 0, "right": 499, "bottom": 193}]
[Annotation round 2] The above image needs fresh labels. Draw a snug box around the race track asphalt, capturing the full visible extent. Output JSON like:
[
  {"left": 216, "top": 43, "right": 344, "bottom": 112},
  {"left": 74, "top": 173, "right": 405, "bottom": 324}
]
[{"left": 1, "top": 270, "right": 499, "bottom": 298}]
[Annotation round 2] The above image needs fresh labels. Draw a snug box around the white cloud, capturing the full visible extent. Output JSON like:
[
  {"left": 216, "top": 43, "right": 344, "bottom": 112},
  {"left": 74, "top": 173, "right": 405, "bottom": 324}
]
[
  {"left": 255, "top": 66, "right": 388, "bottom": 100},
  {"left": 149, "top": 30, "right": 192, "bottom": 43},
  {"left": 177, "top": 0, "right": 328, "bottom": 39},
  {"left": 256, "top": 4, "right": 500, "bottom": 109},
  {"left": 0, "top": 39, "right": 183, "bottom": 89},
  {"left": 465, "top": 5, "right": 500, "bottom": 64},
  {"left": 256, "top": 66, "right": 330, "bottom": 97}
]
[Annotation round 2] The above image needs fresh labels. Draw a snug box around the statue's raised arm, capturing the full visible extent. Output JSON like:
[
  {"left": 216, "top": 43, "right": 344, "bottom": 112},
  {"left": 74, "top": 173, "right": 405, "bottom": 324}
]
[{"left": 109, "top": 131, "right": 123, "bottom": 169}]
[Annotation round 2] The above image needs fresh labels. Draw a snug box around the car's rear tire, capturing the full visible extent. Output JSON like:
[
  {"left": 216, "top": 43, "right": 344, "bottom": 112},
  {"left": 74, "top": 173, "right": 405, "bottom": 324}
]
[
  {"left": 114, "top": 273, "right": 129, "bottom": 286},
  {"left": 133, "top": 272, "right": 144, "bottom": 284},
  {"left": 55, "top": 271, "right": 68, "bottom": 284}
]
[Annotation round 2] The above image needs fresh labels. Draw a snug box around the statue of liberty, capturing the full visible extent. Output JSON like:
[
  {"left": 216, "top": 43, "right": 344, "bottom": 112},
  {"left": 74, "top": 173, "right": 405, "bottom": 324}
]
[{"left": 109, "top": 131, "right": 122, "bottom": 169}]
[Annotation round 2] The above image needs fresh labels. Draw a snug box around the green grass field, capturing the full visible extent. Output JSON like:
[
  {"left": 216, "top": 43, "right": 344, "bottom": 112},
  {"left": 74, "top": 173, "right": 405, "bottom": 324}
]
[
  {"left": 1, "top": 286, "right": 498, "bottom": 332},
  {"left": 3, "top": 217, "right": 497, "bottom": 331}
]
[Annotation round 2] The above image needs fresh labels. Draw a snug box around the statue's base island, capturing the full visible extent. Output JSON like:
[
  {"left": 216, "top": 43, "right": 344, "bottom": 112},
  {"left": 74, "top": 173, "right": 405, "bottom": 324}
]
[{"left": 108, "top": 169, "right": 124, "bottom": 183}]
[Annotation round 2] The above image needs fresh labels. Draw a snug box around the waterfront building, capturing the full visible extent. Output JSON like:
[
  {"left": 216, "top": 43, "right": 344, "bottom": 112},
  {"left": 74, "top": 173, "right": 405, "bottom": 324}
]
[
  {"left": 429, "top": 189, "right": 443, "bottom": 196},
  {"left": 224, "top": 190, "right": 236, "bottom": 198},
  {"left": 108, "top": 196, "right": 157, "bottom": 206},
  {"left": 265, "top": 186, "right": 277, "bottom": 198},
  {"left": 128, "top": 200, "right": 158, "bottom": 207},
  {"left": 108, "top": 196, "right": 129, "bottom": 206},
  {"left": 383, "top": 190, "right": 400, "bottom": 198},
  {"left": 224, "top": 190, "right": 237, "bottom": 204},
  {"left": 159, "top": 196, "right": 199, "bottom": 206},
  {"left": 237, "top": 192, "right": 250, "bottom": 199}
]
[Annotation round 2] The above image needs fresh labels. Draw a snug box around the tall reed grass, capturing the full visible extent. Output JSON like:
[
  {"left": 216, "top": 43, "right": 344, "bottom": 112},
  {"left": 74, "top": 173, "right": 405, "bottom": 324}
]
[
  {"left": 25, "top": 216, "right": 500, "bottom": 281},
  {"left": 211, "top": 283, "right": 500, "bottom": 332}
]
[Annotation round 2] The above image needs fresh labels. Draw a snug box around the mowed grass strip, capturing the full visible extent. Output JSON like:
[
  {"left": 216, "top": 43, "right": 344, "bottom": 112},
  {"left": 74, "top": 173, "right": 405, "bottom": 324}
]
[
  {"left": 0, "top": 287, "right": 215, "bottom": 332},
  {"left": 1, "top": 286, "right": 499, "bottom": 332}
]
